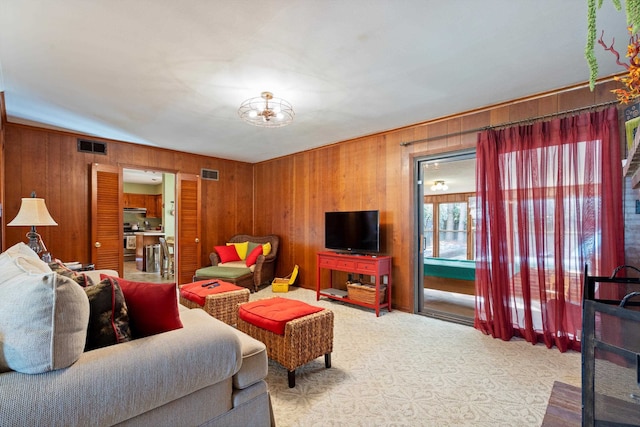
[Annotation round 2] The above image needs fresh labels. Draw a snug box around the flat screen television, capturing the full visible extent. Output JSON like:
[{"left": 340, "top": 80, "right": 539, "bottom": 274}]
[{"left": 325, "top": 210, "right": 380, "bottom": 254}]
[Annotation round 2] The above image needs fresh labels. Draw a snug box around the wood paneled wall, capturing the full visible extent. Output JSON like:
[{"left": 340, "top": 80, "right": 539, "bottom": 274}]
[
  {"left": 0, "top": 93, "right": 6, "bottom": 250},
  {"left": 254, "top": 80, "right": 622, "bottom": 312},
  {"left": 1, "top": 79, "right": 623, "bottom": 312},
  {"left": 3, "top": 125, "right": 254, "bottom": 272}
]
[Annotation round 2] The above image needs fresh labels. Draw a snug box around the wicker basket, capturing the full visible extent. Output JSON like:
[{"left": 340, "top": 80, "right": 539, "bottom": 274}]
[{"left": 347, "top": 283, "right": 386, "bottom": 304}]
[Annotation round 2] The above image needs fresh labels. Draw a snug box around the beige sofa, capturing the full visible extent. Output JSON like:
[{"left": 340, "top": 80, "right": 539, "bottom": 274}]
[{"left": 0, "top": 261, "right": 273, "bottom": 426}]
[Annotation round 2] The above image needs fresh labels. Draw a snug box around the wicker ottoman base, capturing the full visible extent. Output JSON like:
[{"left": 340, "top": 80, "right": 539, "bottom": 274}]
[
  {"left": 237, "top": 301, "right": 334, "bottom": 388},
  {"left": 179, "top": 286, "right": 250, "bottom": 325}
]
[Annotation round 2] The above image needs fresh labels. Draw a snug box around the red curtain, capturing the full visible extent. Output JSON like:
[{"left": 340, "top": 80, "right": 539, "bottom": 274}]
[{"left": 475, "top": 107, "right": 624, "bottom": 352}]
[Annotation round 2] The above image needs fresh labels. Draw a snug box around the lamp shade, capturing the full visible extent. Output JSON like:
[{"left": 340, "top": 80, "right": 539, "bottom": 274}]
[{"left": 8, "top": 198, "right": 58, "bottom": 226}]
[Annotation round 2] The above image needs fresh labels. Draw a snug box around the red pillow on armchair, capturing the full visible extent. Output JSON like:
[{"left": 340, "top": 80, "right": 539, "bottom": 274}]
[
  {"left": 215, "top": 245, "right": 241, "bottom": 263},
  {"left": 245, "top": 245, "right": 263, "bottom": 267}
]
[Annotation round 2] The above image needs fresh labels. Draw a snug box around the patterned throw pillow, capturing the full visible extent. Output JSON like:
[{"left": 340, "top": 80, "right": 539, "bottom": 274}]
[
  {"left": 49, "top": 260, "right": 93, "bottom": 287},
  {"left": 84, "top": 277, "right": 132, "bottom": 351}
]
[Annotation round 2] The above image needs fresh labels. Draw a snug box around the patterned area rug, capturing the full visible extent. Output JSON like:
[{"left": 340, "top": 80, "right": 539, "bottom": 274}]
[{"left": 251, "top": 286, "right": 581, "bottom": 427}]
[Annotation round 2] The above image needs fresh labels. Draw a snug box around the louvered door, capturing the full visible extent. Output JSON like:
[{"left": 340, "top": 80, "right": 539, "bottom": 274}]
[
  {"left": 176, "top": 173, "right": 201, "bottom": 284},
  {"left": 91, "top": 163, "right": 123, "bottom": 273}
]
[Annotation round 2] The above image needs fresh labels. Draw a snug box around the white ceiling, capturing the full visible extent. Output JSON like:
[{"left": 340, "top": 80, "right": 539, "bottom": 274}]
[
  {"left": 0, "top": 1, "right": 630, "bottom": 163},
  {"left": 122, "top": 168, "right": 164, "bottom": 185},
  {"left": 423, "top": 158, "right": 476, "bottom": 196}
]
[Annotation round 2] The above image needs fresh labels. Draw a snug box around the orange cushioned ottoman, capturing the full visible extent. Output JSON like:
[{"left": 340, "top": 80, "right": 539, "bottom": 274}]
[
  {"left": 237, "top": 297, "right": 334, "bottom": 388},
  {"left": 179, "top": 280, "right": 250, "bottom": 326}
]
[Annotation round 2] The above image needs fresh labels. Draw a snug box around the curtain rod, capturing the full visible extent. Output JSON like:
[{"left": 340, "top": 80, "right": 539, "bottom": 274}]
[{"left": 399, "top": 99, "right": 620, "bottom": 147}]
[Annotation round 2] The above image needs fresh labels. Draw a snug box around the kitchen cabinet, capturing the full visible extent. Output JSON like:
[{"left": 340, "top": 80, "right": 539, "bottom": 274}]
[
  {"left": 146, "top": 194, "right": 162, "bottom": 218},
  {"left": 124, "top": 193, "right": 162, "bottom": 217},
  {"left": 124, "top": 193, "right": 147, "bottom": 209}
]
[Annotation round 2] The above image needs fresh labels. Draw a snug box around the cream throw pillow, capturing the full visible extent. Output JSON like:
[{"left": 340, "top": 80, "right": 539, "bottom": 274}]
[
  {"left": 0, "top": 242, "right": 51, "bottom": 285},
  {"left": 0, "top": 272, "right": 89, "bottom": 374}
]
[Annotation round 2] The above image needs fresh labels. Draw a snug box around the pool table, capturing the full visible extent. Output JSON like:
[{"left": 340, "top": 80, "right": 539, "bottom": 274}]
[{"left": 423, "top": 257, "right": 476, "bottom": 295}]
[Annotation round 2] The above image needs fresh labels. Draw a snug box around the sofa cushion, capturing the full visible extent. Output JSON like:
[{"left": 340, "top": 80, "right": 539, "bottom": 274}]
[
  {"left": 231, "top": 328, "right": 268, "bottom": 390},
  {"left": 238, "top": 297, "right": 324, "bottom": 335},
  {"left": 0, "top": 272, "right": 89, "bottom": 374},
  {"left": 215, "top": 244, "right": 241, "bottom": 263},
  {"left": 49, "top": 260, "right": 94, "bottom": 287},
  {"left": 3, "top": 241, "right": 45, "bottom": 262},
  {"left": 101, "top": 276, "right": 183, "bottom": 338},
  {"left": 220, "top": 261, "right": 256, "bottom": 272},
  {"left": 227, "top": 241, "right": 249, "bottom": 260},
  {"left": 84, "top": 277, "right": 132, "bottom": 351},
  {"left": 247, "top": 241, "right": 262, "bottom": 256},
  {"left": 0, "top": 308, "right": 245, "bottom": 426},
  {"left": 262, "top": 241, "right": 272, "bottom": 256},
  {"left": 195, "top": 265, "right": 253, "bottom": 280},
  {"left": 0, "top": 242, "right": 51, "bottom": 285},
  {"left": 245, "top": 244, "right": 263, "bottom": 267}
]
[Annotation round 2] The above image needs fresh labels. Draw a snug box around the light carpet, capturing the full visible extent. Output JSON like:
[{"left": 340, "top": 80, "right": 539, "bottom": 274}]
[{"left": 251, "top": 286, "right": 581, "bottom": 427}]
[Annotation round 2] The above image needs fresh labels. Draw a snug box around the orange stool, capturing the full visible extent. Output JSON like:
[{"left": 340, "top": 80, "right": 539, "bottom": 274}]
[
  {"left": 237, "top": 297, "right": 334, "bottom": 387},
  {"left": 179, "top": 280, "right": 250, "bottom": 326}
]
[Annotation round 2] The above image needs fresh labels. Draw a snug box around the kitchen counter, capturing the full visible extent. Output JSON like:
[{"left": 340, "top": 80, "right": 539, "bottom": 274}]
[{"left": 133, "top": 231, "right": 165, "bottom": 236}]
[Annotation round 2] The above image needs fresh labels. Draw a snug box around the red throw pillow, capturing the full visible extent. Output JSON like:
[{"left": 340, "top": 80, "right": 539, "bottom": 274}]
[
  {"left": 245, "top": 245, "right": 263, "bottom": 267},
  {"left": 215, "top": 245, "right": 241, "bottom": 263},
  {"left": 100, "top": 275, "right": 183, "bottom": 338}
]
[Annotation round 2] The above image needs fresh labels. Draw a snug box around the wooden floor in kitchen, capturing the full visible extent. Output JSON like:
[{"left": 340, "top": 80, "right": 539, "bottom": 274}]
[{"left": 123, "top": 261, "right": 175, "bottom": 284}]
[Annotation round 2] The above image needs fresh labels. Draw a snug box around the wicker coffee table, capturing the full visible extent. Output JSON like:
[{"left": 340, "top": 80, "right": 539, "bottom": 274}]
[
  {"left": 179, "top": 281, "right": 250, "bottom": 326},
  {"left": 237, "top": 297, "right": 334, "bottom": 388}
]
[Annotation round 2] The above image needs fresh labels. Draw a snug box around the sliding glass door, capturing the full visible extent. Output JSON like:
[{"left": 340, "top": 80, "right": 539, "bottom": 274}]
[{"left": 415, "top": 150, "right": 476, "bottom": 324}]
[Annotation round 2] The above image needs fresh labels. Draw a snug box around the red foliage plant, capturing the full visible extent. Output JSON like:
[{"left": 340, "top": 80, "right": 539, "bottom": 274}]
[{"left": 599, "top": 27, "right": 640, "bottom": 103}]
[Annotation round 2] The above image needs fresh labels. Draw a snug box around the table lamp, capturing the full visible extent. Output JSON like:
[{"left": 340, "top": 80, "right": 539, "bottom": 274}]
[{"left": 8, "top": 192, "right": 58, "bottom": 258}]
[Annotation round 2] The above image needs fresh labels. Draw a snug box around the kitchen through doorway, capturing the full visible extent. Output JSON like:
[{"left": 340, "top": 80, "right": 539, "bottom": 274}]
[
  {"left": 123, "top": 168, "right": 176, "bottom": 283},
  {"left": 415, "top": 151, "right": 476, "bottom": 326}
]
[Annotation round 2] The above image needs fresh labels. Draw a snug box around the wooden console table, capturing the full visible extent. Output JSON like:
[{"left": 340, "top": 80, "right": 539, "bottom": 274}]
[{"left": 316, "top": 251, "right": 392, "bottom": 316}]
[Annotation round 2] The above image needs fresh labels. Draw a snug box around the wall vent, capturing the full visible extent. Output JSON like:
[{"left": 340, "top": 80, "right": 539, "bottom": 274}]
[
  {"left": 77, "top": 139, "right": 107, "bottom": 155},
  {"left": 201, "top": 168, "right": 219, "bottom": 181}
]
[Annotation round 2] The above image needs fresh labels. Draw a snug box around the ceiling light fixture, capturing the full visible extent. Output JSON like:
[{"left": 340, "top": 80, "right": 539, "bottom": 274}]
[
  {"left": 238, "top": 91, "right": 294, "bottom": 128},
  {"left": 431, "top": 180, "right": 449, "bottom": 191}
]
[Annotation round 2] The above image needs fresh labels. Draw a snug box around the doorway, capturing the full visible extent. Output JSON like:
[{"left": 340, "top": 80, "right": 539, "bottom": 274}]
[
  {"left": 415, "top": 151, "right": 476, "bottom": 325},
  {"left": 123, "top": 168, "right": 176, "bottom": 284}
]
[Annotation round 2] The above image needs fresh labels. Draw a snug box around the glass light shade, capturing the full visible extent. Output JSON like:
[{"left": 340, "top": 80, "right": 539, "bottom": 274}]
[
  {"left": 8, "top": 198, "right": 58, "bottom": 226},
  {"left": 431, "top": 181, "right": 448, "bottom": 191},
  {"left": 238, "top": 91, "right": 294, "bottom": 128}
]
